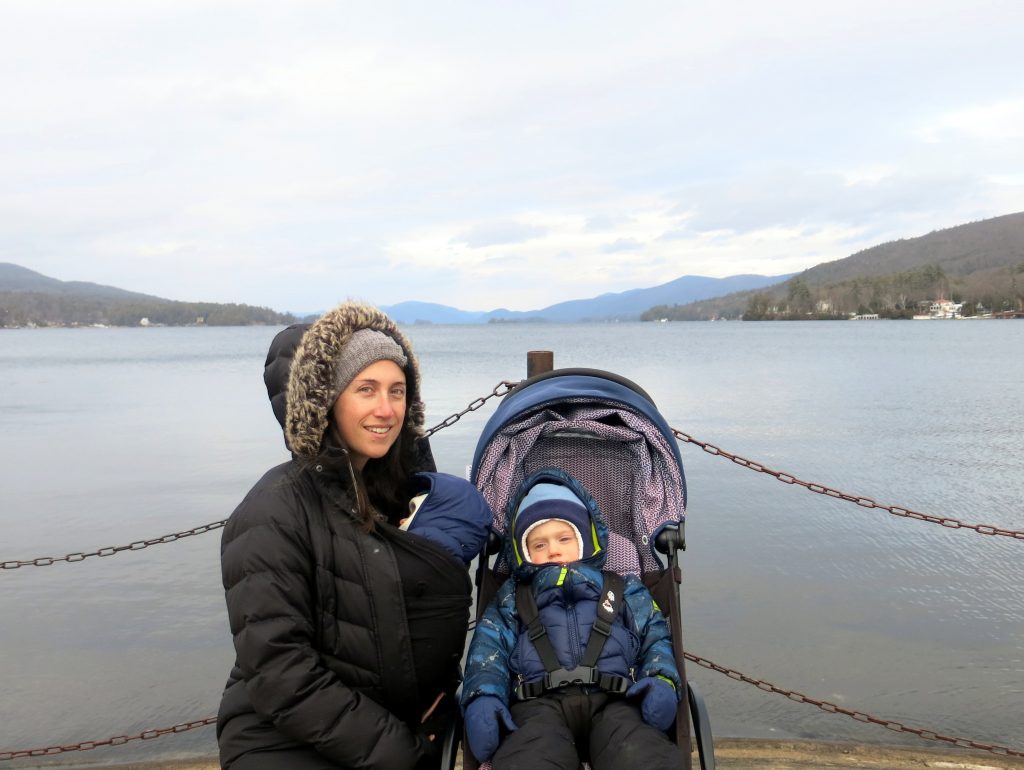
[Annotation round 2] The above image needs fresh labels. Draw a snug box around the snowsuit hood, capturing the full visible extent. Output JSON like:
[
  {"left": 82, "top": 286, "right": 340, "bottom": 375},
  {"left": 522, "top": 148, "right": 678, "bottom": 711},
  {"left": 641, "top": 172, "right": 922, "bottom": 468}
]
[
  {"left": 406, "top": 472, "right": 494, "bottom": 564},
  {"left": 507, "top": 468, "right": 607, "bottom": 580}
]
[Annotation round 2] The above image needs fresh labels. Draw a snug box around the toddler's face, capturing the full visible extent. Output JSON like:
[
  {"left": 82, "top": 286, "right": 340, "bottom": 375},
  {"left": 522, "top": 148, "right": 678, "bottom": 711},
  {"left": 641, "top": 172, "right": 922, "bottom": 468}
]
[{"left": 525, "top": 520, "right": 580, "bottom": 565}]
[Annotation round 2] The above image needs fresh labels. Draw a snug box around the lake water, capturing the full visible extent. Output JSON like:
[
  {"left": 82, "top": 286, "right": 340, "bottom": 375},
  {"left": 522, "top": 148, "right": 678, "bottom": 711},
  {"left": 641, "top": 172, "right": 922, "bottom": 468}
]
[{"left": 1, "top": 321, "right": 1022, "bottom": 766}]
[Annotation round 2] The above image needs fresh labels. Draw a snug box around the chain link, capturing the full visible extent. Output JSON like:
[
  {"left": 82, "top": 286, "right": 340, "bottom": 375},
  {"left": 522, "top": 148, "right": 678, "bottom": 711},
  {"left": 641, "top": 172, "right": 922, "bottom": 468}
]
[
  {"left": 0, "top": 716, "right": 216, "bottom": 761},
  {"left": 1, "top": 521, "right": 227, "bottom": 571},
  {"left": 684, "top": 652, "right": 1024, "bottom": 757},
  {"left": 673, "top": 429, "right": 1024, "bottom": 540},
  {"left": 422, "top": 380, "right": 518, "bottom": 439}
]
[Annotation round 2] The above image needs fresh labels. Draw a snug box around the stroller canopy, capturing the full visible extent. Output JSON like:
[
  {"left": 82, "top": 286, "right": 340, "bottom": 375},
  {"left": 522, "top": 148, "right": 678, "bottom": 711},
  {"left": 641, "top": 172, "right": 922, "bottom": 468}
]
[{"left": 472, "top": 369, "right": 686, "bottom": 576}]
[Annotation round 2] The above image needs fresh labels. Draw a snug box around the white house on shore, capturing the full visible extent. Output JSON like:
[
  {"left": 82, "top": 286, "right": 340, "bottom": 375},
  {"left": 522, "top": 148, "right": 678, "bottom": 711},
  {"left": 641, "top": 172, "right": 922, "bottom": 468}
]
[{"left": 913, "top": 299, "right": 963, "bottom": 320}]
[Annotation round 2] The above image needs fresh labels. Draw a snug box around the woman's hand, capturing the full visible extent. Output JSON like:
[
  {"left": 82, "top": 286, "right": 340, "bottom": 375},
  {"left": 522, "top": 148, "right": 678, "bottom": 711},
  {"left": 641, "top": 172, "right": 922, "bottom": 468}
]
[{"left": 419, "top": 691, "right": 446, "bottom": 741}]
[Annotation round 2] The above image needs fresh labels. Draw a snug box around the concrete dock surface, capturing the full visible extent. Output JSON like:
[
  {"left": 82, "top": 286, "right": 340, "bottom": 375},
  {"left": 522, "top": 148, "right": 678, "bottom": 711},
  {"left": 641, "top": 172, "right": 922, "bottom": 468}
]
[{"left": 31, "top": 739, "right": 1024, "bottom": 770}]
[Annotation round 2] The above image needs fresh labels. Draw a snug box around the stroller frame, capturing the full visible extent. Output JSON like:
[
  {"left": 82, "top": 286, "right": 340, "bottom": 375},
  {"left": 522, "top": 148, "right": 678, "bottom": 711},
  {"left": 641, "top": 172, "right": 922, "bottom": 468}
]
[{"left": 445, "top": 367, "right": 715, "bottom": 770}]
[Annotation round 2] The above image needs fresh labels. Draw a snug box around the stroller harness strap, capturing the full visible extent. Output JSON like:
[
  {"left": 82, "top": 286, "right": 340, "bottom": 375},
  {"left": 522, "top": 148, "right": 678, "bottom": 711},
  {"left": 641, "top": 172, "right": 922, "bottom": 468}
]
[{"left": 513, "top": 571, "right": 630, "bottom": 700}]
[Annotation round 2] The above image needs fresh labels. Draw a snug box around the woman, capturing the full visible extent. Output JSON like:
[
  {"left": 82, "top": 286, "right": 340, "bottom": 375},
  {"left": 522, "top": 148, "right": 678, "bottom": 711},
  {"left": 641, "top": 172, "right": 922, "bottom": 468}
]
[{"left": 217, "top": 302, "right": 471, "bottom": 769}]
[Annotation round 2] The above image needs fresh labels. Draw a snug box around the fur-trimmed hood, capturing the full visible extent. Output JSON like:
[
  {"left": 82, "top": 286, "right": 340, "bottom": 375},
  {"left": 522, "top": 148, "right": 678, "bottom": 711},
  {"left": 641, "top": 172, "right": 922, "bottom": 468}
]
[{"left": 283, "top": 302, "right": 426, "bottom": 459}]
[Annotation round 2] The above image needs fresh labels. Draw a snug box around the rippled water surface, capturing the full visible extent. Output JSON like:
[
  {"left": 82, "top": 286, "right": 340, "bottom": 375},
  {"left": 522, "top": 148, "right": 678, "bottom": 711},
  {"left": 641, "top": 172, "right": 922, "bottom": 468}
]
[{"left": 1, "top": 321, "right": 1022, "bottom": 765}]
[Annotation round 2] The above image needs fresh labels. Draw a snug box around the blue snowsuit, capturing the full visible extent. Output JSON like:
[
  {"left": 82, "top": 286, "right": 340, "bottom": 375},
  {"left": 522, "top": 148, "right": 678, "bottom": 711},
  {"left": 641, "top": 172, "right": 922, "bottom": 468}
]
[
  {"left": 405, "top": 471, "right": 493, "bottom": 565},
  {"left": 462, "top": 469, "right": 682, "bottom": 769}
]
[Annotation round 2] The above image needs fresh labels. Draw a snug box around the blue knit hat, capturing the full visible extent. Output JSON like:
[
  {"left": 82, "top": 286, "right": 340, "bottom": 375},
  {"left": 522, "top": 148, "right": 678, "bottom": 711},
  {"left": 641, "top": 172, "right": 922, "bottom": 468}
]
[{"left": 513, "top": 482, "right": 595, "bottom": 564}]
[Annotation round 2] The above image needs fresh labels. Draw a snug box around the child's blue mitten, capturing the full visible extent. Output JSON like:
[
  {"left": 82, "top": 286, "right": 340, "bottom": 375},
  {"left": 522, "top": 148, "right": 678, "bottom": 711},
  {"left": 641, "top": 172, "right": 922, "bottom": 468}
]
[
  {"left": 464, "top": 695, "right": 517, "bottom": 761},
  {"left": 626, "top": 676, "right": 677, "bottom": 731}
]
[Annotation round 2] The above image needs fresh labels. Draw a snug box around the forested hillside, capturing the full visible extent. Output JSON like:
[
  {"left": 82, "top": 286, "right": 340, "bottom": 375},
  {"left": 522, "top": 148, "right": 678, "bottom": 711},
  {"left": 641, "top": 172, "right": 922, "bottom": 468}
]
[
  {"left": 0, "top": 264, "right": 296, "bottom": 327},
  {"left": 644, "top": 211, "right": 1024, "bottom": 320}
]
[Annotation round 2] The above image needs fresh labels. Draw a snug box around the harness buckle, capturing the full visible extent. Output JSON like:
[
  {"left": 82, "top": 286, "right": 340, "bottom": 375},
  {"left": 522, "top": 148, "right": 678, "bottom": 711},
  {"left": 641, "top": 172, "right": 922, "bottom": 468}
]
[
  {"left": 514, "top": 677, "right": 547, "bottom": 701},
  {"left": 591, "top": 616, "right": 612, "bottom": 637},
  {"left": 594, "top": 671, "right": 631, "bottom": 695},
  {"left": 515, "top": 668, "right": 632, "bottom": 700},
  {"left": 527, "top": 620, "right": 546, "bottom": 642},
  {"left": 544, "top": 667, "right": 594, "bottom": 690}
]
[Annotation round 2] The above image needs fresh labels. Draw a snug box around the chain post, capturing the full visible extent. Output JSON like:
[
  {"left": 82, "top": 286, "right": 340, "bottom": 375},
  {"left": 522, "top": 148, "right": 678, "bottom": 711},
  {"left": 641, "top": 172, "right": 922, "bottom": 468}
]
[{"left": 526, "top": 350, "right": 554, "bottom": 378}]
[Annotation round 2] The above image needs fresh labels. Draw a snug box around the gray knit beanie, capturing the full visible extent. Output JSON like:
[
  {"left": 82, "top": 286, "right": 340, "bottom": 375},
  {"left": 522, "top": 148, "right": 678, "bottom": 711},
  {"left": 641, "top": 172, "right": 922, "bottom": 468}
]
[{"left": 330, "top": 328, "right": 408, "bottom": 404}]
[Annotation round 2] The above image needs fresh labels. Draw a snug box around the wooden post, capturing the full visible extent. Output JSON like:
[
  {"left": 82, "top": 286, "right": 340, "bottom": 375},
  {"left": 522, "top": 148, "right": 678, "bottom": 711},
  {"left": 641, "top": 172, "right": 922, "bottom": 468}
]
[{"left": 526, "top": 350, "right": 554, "bottom": 378}]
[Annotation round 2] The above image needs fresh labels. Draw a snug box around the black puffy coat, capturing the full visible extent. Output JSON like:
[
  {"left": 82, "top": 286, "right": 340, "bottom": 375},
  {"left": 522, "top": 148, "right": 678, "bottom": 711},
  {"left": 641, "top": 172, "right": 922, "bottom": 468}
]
[{"left": 217, "top": 304, "right": 460, "bottom": 769}]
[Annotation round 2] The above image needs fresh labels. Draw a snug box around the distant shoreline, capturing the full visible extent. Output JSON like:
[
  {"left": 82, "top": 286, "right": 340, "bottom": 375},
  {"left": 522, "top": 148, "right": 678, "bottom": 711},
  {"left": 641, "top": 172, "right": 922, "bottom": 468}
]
[
  {"left": 0, "top": 322, "right": 289, "bottom": 330},
  {"left": 4, "top": 313, "right": 1023, "bottom": 330}
]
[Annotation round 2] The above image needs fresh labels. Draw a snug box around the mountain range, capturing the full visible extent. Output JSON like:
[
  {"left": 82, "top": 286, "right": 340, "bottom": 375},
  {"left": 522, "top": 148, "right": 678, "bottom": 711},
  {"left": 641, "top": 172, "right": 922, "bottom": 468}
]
[
  {"left": 0, "top": 262, "right": 167, "bottom": 303},
  {"left": 0, "top": 262, "right": 788, "bottom": 326},
  {"left": 4, "top": 209, "right": 1022, "bottom": 326},
  {"left": 645, "top": 210, "right": 1024, "bottom": 320},
  {"left": 381, "top": 273, "right": 789, "bottom": 324},
  {"left": 0, "top": 263, "right": 295, "bottom": 327}
]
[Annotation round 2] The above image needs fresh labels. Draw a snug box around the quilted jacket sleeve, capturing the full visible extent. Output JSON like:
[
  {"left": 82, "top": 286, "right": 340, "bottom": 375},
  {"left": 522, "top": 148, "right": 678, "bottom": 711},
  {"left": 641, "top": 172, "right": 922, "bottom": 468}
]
[
  {"left": 222, "top": 473, "right": 430, "bottom": 768},
  {"left": 460, "top": 580, "right": 520, "bottom": 708},
  {"left": 623, "top": 575, "right": 683, "bottom": 696}
]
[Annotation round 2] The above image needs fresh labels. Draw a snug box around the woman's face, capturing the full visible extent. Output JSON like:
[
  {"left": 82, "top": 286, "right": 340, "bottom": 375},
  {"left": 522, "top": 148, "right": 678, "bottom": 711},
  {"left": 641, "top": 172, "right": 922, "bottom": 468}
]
[{"left": 332, "top": 359, "right": 407, "bottom": 471}]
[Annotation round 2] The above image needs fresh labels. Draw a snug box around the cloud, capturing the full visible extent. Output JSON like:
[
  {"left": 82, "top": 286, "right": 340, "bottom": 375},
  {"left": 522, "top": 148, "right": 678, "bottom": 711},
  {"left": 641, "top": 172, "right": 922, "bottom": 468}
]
[
  {"left": 1, "top": 1, "right": 1023, "bottom": 312},
  {"left": 602, "top": 237, "right": 643, "bottom": 253},
  {"left": 452, "top": 221, "right": 549, "bottom": 248},
  {"left": 657, "top": 225, "right": 689, "bottom": 241},
  {"left": 585, "top": 214, "right": 633, "bottom": 232},
  {"left": 670, "top": 169, "right": 1003, "bottom": 238},
  {"left": 919, "top": 99, "right": 1024, "bottom": 143}
]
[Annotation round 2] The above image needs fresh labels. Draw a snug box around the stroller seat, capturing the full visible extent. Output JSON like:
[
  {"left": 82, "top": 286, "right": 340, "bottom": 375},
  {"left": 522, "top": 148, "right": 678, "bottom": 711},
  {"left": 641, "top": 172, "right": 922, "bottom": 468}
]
[{"left": 446, "top": 369, "right": 715, "bottom": 770}]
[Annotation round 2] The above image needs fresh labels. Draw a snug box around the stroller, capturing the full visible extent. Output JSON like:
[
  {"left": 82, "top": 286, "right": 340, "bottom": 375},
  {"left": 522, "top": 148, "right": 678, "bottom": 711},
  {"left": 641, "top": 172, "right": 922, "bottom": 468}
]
[{"left": 442, "top": 368, "right": 715, "bottom": 770}]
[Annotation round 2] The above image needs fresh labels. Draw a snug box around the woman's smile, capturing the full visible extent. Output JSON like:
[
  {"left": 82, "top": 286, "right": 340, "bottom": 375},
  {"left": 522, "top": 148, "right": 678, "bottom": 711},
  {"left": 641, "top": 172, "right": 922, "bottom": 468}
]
[{"left": 332, "top": 359, "right": 407, "bottom": 470}]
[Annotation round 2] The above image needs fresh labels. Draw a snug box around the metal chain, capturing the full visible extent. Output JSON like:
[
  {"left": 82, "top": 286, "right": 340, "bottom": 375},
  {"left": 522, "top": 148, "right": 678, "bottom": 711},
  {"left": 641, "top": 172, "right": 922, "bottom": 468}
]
[
  {"left": 684, "top": 652, "right": 1024, "bottom": 757},
  {"left": 4, "top": 383, "right": 1018, "bottom": 760},
  {"left": 422, "top": 380, "right": 518, "bottom": 438},
  {"left": 2, "top": 382, "right": 515, "bottom": 571},
  {"left": 0, "top": 716, "right": 216, "bottom": 761},
  {"left": 1, "top": 520, "right": 227, "bottom": 571},
  {"left": 6, "top": 388, "right": 1020, "bottom": 571},
  {"left": 673, "top": 429, "right": 1024, "bottom": 540},
  {"left": 5, "top": 660, "right": 1022, "bottom": 761}
]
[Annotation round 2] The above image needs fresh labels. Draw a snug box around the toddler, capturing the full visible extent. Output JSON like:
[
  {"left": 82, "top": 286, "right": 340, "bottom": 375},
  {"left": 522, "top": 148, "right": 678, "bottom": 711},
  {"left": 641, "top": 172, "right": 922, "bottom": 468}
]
[{"left": 461, "top": 468, "right": 682, "bottom": 769}]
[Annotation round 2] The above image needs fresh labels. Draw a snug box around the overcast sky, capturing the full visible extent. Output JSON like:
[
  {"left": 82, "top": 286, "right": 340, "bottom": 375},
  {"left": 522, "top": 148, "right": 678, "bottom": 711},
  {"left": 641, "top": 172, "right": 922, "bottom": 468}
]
[{"left": 3, "top": 1, "right": 1023, "bottom": 313}]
